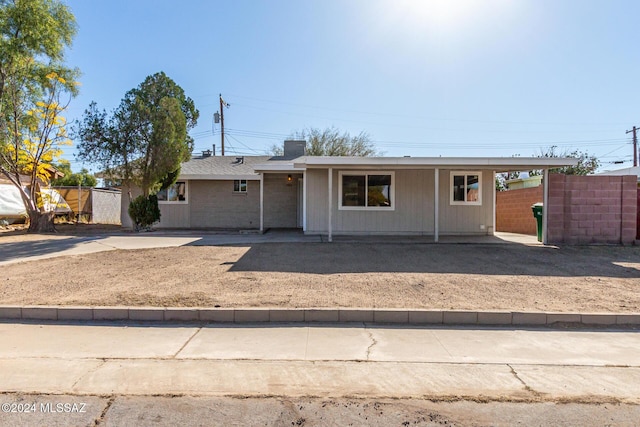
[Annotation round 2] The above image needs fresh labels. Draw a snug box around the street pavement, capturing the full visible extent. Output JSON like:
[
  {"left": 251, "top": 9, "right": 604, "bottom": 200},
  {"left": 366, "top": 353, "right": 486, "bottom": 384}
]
[{"left": 1, "top": 321, "right": 639, "bottom": 401}]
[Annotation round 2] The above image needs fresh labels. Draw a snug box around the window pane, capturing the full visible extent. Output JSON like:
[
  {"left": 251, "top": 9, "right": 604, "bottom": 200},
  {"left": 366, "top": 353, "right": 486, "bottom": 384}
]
[
  {"left": 234, "top": 180, "right": 247, "bottom": 192},
  {"left": 466, "top": 175, "right": 479, "bottom": 202},
  {"left": 367, "top": 175, "right": 391, "bottom": 207},
  {"left": 453, "top": 175, "right": 465, "bottom": 201},
  {"left": 178, "top": 182, "right": 186, "bottom": 200},
  {"left": 342, "top": 175, "right": 365, "bottom": 206},
  {"left": 156, "top": 189, "right": 168, "bottom": 201},
  {"left": 167, "top": 182, "right": 185, "bottom": 201}
]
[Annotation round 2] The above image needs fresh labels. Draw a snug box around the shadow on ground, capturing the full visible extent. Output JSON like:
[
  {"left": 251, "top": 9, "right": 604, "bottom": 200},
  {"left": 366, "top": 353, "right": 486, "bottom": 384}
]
[
  {"left": 0, "top": 236, "right": 104, "bottom": 263},
  {"left": 227, "top": 243, "right": 640, "bottom": 278}
]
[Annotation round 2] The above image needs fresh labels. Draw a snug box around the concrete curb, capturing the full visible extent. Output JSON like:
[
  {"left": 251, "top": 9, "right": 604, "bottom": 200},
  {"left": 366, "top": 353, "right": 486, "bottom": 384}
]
[{"left": 0, "top": 306, "right": 639, "bottom": 326}]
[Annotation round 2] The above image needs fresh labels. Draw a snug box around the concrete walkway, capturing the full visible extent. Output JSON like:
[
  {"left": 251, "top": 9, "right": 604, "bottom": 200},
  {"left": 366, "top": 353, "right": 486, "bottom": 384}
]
[{"left": 2, "top": 321, "right": 639, "bottom": 402}]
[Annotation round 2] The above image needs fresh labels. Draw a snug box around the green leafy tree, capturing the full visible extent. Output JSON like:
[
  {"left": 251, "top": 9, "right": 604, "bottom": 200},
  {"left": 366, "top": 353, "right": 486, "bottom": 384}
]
[
  {"left": 51, "top": 161, "right": 97, "bottom": 187},
  {"left": 496, "top": 148, "right": 600, "bottom": 191},
  {"left": 0, "top": 0, "right": 78, "bottom": 232},
  {"left": 271, "top": 126, "right": 380, "bottom": 156},
  {"left": 535, "top": 146, "right": 600, "bottom": 176},
  {"left": 76, "top": 72, "right": 198, "bottom": 230},
  {"left": 76, "top": 72, "right": 199, "bottom": 198}
]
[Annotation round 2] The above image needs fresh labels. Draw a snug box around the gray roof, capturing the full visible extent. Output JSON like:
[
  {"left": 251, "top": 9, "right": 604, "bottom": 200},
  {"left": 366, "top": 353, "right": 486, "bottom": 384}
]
[{"left": 179, "top": 155, "right": 296, "bottom": 179}]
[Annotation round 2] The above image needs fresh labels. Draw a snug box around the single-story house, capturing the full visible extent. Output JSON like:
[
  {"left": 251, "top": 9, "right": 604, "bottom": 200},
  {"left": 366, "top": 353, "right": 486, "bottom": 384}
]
[{"left": 121, "top": 141, "right": 578, "bottom": 244}]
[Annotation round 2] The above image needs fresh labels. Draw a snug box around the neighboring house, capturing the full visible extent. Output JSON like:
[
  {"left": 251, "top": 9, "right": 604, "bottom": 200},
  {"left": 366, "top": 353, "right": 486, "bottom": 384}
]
[
  {"left": 121, "top": 140, "right": 578, "bottom": 244},
  {"left": 596, "top": 166, "right": 640, "bottom": 185}
]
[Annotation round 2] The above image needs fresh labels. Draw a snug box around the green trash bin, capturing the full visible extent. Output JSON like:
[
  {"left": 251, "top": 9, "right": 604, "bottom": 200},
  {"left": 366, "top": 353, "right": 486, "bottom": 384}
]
[{"left": 531, "top": 203, "right": 543, "bottom": 242}]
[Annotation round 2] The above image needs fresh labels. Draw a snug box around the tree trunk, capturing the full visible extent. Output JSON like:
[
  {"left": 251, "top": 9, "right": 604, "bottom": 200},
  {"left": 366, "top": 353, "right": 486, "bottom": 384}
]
[{"left": 27, "top": 210, "right": 56, "bottom": 233}]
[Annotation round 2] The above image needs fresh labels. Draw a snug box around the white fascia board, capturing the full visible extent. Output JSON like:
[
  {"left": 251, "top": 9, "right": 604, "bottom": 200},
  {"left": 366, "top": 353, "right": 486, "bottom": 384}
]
[
  {"left": 294, "top": 156, "right": 579, "bottom": 171},
  {"left": 252, "top": 163, "right": 305, "bottom": 172},
  {"left": 178, "top": 174, "right": 260, "bottom": 181}
]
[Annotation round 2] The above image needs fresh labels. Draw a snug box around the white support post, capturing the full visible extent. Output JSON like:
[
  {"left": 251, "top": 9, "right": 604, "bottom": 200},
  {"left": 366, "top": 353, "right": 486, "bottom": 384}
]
[
  {"left": 259, "top": 173, "right": 264, "bottom": 233},
  {"left": 302, "top": 170, "right": 307, "bottom": 232},
  {"left": 328, "top": 168, "right": 333, "bottom": 243},
  {"left": 434, "top": 168, "right": 439, "bottom": 243},
  {"left": 542, "top": 168, "right": 549, "bottom": 245},
  {"left": 492, "top": 170, "right": 496, "bottom": 235}
]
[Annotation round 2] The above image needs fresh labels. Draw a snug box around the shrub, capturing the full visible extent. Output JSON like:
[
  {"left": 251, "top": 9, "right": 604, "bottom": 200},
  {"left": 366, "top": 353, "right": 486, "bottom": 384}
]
[{"left": 128, "top": 195, "right": 161, "bottom": 231}]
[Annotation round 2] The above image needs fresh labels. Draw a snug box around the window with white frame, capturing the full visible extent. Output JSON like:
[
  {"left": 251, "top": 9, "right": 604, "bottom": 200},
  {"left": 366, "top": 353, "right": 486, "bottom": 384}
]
[
  {"left": 339, "top": 171, "right": 394, "bottom": 210},
  {"left": 233, "top": 179, "right": 247, "bottom": 193},
  {"left": 157, "top": 181, "right": 186, "bottom": 202},
  {"left": 450, "top": 171, "right": 481, "bottom": 205}
]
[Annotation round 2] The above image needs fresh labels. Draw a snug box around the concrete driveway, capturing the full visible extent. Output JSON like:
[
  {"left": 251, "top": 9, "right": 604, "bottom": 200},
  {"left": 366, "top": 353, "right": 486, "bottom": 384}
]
[{"left": 0, "top": 231, "right": 324, "bottom": 266}]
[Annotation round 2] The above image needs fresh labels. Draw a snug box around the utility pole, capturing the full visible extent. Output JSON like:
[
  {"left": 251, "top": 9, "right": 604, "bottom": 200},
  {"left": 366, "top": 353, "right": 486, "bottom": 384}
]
[
  {"left": 219, "top": 94, "right": 230, "bottom": 156},
  {"left": 626, "top": 126, "right": 638, "bottom": 167}
]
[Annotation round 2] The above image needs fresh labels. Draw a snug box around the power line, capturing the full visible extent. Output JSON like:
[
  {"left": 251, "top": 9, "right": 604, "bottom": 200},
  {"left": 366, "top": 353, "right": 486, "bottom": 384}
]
[
  {"left": 226, "top": 134, "right": 270, "bottom": 155},
  {"left": 371, "top": 137, "right": 628, "bottom": 150},
  {"left": 225, "top": 93, "right": 631, "bottom": 128}
]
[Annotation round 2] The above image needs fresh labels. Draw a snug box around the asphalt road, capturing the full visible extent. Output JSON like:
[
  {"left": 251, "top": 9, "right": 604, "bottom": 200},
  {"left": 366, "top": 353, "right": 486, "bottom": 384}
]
[{"left": 2, "top": 395, "right": 640, "bottom": 427}]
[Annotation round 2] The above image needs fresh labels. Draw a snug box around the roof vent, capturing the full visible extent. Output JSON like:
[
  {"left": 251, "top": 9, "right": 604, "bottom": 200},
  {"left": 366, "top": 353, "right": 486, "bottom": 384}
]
[{"left": 202, "top": 150, "right": 212, "bottom": 158}]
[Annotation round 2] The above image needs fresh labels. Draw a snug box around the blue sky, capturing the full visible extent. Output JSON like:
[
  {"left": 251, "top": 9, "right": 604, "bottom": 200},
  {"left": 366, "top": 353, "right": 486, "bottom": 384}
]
[{"left": 62, "top": 0, "right": 640, "bottom": 172}]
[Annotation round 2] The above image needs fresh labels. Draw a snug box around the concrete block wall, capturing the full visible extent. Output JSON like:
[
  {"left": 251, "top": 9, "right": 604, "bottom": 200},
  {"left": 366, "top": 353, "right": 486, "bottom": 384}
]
[
  {"left": 496, "top": 186, "right": 543, "bottom": 235},
  {"left": 547, "top": 174, "right": 637, "bottom": 245}
]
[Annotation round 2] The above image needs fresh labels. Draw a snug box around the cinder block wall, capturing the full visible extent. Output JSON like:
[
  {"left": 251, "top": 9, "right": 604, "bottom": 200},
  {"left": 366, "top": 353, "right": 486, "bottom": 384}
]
[
  {"left": 547, "top": 174, "right": 637, "bottom": 244},
  {"left": 496, "top": 186, "right": 543, "bottom": 235}
]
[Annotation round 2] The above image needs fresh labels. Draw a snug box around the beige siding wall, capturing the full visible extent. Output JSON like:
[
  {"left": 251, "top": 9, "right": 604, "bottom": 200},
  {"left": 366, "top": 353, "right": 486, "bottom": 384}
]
[
  {"left": 305, "top": 169, "right": 329, "bottom": 233},
  {"left": 157, "top": 203, "right": 190, "bottom": 228},
  {"left": 263, "top": 173, "right": 302, "bottom": 228},
  {"left": 306, "top": 169, "right": 435, "bottom": 234},
  {"left": 437, "top": 169, "right": 494, "bottom": 234},
  {"left": 305, "top": 168, "right": 494, "bottom": 235},
  {"left": 190, "top": 180, "right": 259, "bottom": 228}
]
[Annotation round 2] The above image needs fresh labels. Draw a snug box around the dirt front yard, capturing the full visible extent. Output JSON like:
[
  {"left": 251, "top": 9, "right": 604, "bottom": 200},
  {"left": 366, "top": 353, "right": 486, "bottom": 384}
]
[{"left": 1, "top": 239, "right": 639, "bottom": 312}]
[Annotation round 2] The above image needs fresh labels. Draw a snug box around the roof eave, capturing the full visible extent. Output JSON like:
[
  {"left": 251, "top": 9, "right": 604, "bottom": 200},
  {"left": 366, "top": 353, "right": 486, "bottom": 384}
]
[
  {"left": 178, "top": 174, "right": 260, "bottom": 181},
  {"left": 253, "top": 164, "right": 304, "bottom": 173},
  {"left": 293, "top": 157, "right": 579, "bottom": 171}
]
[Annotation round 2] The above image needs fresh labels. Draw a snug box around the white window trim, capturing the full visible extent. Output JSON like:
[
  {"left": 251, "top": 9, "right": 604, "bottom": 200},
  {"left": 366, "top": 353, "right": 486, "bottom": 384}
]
[
  {"left": 450, "top": 171, "right": 482, "bottom": 206},
  {"left": 233, "top": 179, "right": 248, "bottom": 193},
  {"left": 158, "top": 181, "right": 188, "bottom": 204},
  {"left": 338, "top": 170, "right": 395, "bottom": 211}
]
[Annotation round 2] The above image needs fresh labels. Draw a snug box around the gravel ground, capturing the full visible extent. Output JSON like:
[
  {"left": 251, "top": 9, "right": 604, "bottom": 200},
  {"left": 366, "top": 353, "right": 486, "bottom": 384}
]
[{"left": 1, "top": 235, "right": 639, "bottom": 312}]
